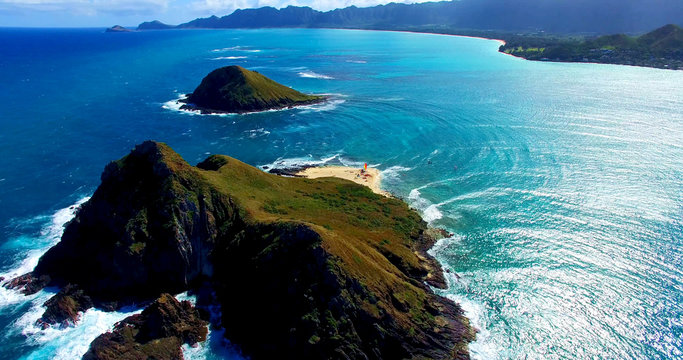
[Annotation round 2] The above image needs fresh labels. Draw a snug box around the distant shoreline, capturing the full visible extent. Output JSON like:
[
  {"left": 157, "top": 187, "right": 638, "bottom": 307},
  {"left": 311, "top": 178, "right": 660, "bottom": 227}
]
[{"left": 130, "top": 25, "right": 680, "bottom": 70}]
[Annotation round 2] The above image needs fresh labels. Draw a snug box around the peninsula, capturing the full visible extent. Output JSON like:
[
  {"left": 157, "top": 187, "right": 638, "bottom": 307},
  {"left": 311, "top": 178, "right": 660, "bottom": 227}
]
[
  {"left": 4, "top": 141, "right": 474, "bottom": 359},
  {"left": 179, "top": 65, "right": 325, "bottom": 114}
]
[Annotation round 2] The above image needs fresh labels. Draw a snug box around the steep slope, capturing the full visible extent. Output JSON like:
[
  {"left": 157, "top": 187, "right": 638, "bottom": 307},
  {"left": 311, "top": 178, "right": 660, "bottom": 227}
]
[
  {"left": 181, "top": 65, "right": 324, "bottom": 113},
  {"left": 637, "top": 24, "right": 683, "bottom": 51},
  {"left": 8, "top": 141, "right": 474, "bottom": 359}
]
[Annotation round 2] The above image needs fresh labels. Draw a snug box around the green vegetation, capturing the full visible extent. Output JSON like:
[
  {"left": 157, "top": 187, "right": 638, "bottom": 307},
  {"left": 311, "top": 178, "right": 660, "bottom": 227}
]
[
  {"left": 498, "top": 24, "right": 683, "bottom": 70},
  {"left": 31, "top": 141, "right": 472, "bottom": 358},
  {"left": 183, "top": 65, "right": 325, "bottom": 113}
]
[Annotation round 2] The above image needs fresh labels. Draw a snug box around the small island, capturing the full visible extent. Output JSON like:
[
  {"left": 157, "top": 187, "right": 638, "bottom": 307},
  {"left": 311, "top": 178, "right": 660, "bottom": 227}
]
[
  {"left": 4, "top": 141, "right": 474, "bottom": 359},
  {"left": 105, "top": 25, "right": 133, "bottom": 33},
  {"left": 179, "top": 65, "right": 326, "bottom": 114}
]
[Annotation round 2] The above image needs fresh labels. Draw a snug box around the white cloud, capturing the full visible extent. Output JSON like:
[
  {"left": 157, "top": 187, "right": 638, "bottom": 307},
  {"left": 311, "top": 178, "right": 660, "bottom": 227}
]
[{"left": 0, "top": 0, "right": 168, "bottom": 15}]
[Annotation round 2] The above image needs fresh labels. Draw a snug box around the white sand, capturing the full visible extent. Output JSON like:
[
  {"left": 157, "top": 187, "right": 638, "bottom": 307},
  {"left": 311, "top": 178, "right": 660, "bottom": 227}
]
[{"left": 295, "top": 166, "right": 390, "bottom": 197}]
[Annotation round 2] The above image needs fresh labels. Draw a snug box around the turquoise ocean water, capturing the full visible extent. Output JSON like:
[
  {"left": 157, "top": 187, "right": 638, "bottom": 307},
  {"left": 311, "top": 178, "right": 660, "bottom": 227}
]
[{"left": 0, "top": 27, "right": 681, "bottom": 359}]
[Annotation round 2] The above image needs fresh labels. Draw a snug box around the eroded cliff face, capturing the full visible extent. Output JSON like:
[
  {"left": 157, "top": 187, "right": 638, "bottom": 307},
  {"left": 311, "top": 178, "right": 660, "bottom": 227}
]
[
  {"left": 6, "top": 141, "right": 474, "bottom": 359},
  {"left": 31, "top": 141, "right": 237, "bottom": 304}
]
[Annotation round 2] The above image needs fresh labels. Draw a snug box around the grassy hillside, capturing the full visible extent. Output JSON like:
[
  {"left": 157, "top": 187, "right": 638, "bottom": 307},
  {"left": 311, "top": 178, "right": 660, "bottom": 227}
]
[
  {"left": 28, "top": 141, "right": 473, "bottom": 359},
  {"left": 184, "top": 65, "right": 324, "bottom": 113}
]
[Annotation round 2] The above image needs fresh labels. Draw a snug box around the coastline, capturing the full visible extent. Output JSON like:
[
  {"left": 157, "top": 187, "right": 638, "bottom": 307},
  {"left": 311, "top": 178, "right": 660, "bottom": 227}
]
[
  {"left": 294, "top": 165, "right": 391, "bottom": 197},
  {"left": 163, "top": 93, "right": 337, "bottom": 116}
]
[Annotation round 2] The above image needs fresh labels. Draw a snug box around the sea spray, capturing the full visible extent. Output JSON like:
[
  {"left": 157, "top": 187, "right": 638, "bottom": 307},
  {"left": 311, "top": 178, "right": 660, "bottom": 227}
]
[
  {"left": 0, "top": 197, "right": 144, "bottom": 359},
  {"left": 0, "top": 197, "right": 89, "bottom": 308},
  {"left": 176, "top": 292, "right": 245, "bottom": 360}
]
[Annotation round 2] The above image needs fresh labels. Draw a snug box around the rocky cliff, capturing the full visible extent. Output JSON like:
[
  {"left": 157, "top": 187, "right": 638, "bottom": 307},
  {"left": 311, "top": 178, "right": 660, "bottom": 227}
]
[{"left": 7, "top": 141, "right": 474, "bottom": 359}]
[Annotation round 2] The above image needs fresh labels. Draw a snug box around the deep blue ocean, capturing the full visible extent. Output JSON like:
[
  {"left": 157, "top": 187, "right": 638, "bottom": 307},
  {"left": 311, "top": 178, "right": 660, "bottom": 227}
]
[{"left": 0, "top": 27, "right": 681, "bottom": 359}]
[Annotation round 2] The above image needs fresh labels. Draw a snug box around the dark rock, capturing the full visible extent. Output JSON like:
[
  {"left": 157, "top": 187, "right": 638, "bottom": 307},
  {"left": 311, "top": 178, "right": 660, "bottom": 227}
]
[
  {"left": 18, "top": 141, "right": 474, "bottom": 359},
  {"left": 29, "top": 141, "right": 236, "bottom": 305},
  {"left": 3, "top": 272, "right": 51, "bottom": 295},
  {"left": 38, "top": 284, "right": 94, "bottom": 328},
  {"left": 83, "top": 293, "right": 207, "bottom": 360},
  {"left": 267, "top": 163, "right": 316, "bottom": 177}
]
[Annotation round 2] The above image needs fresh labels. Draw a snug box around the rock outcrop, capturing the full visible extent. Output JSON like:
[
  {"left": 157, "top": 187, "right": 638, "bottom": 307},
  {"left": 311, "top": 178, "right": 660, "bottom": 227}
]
[
  {"left": 8, "top": 141, "right": 474, "bottom": 359},
  {"left": 38, "top": 284, "right": 94, "bottom": 328},
  {"left": 83, "top": 293, "right": 208, "bottom": 360},
  {"left": 180, "top": 66, "right": 325, "bottom": 113}
]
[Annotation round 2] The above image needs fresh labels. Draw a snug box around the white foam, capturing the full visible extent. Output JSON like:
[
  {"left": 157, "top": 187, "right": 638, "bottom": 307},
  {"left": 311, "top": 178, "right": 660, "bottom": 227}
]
[
  {"left": 244, "top": 128, "right": 271, "bottom": 138},
  {"left": 0, "top": 197, "right": 90, "bottom": 308},
  {"left": 423, "top": 204, "right": 443, "bottom": 223},
  {"left": 345, "top": 59, "right": 367, "bottom": 64},
  {"left": 445, "top": 293, "right": 499, "bottom": 360},
  {"left": 297, "top": 71, "right": 334, "bottom": 80},
  {"left": 176, "top": 292, "right": 245, "bottom": 360},
  {"left": 210, "top": 56, "right": 247, "bottom": 60},
  {"left": 211, "top": 46, "right": 260, "bottom": 53},
  {"left": 163, "top": 94, "right": 340, "bottom": 116},
  {"left": 259, "top": 153, "right": 343, "bottom": 171},
  {"left": 380, "top": 165, "right": 413, "bottom": 182},
  {"left": 162, "top": 95, "right": 203, "bottom": 116},
  {"left": 175, "top": 291, "right": 196, "bottom": 304},
  {"left": 297, "top": 98, "right": 346, "bottom": 113},
  {"left": 17, "top": 298, "right": 142, "bottom": 359}
]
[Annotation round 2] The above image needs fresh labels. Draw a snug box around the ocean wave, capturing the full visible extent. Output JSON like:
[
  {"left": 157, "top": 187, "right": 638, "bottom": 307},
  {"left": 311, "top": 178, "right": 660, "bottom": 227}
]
[
  {"left": 163, "top": 94, "right": 340, "bottom": 117},
  {"left": 211, "top": 46, "right": 261, "bottom": 53},
  {"left": 210, "top": 56, "right": 248, "bottom": 60},
  {"left": 423, "top": 204, "right": 443, "bottom": 223},
  {"left": 297, "top": 97, "right": 346, "bottom": 113},
  {"left": 297, "top": 71, "right": 334, "bottom": 80},
  {"left": 446, "top": 293, "right": 499, "bottom": 360},
  {"left": 259, "top": 153, "right": 343, "bottom": 171},
  {"left": 380, "top": 165, "right": 413, "bottom": 182},
  {"left": 176, "top": 292, "right": 245, "bottom": 360},
  {"left": 14, "top": 293, "right": 141, "bottom": 359},
  {"left": 244, "top": 128, "right": 270, "bottom": 138},
  {"left": 345, "top": 59, "right": 367, "bottom": 64},
  {"left": 0, "top": 197, "right": 89, "bottom": 308}
]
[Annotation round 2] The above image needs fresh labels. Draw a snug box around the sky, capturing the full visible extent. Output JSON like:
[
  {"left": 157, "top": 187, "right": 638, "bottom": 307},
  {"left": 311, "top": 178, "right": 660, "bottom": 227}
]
[{"left": 0, "top": 0, "right": 436, "bottom": 27}]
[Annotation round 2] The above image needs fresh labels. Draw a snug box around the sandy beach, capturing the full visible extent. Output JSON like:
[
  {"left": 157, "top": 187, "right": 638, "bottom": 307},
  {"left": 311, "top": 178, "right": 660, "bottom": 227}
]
[{"left": 295, "top": 166, "right": 390, "bottom": 197}]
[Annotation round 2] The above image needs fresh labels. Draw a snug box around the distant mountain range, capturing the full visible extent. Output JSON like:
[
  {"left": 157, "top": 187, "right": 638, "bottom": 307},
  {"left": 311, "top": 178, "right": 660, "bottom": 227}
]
[{"left": 139, "top": 0, "right": 683, "bottom": 35}]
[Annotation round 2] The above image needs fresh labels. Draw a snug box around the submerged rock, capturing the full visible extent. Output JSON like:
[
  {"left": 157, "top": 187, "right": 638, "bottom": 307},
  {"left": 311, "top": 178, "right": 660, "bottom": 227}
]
[
  {"left": 83, "top": 293, "right": 207, "bottom": 360},
  {"left": 3, "top": 272, "right": 50, "bottom": 295},
  {"left": 180, "top": 65, "right": 325, "bottom": 113},
  {"left": 38, "top": 284, "right": 94, "bottom": 328}
]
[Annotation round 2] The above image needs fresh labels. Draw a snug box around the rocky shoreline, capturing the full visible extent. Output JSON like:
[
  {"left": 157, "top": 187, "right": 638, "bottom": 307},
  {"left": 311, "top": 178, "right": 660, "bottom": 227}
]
[{"left": 3, "top": 141, "right": 474, "bottom": 359}]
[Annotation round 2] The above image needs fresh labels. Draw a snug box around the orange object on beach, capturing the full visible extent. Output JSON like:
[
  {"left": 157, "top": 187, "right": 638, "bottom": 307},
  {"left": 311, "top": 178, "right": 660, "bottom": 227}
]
[{"left": 364, "top": 163, "right": 368, "bottom": 171}]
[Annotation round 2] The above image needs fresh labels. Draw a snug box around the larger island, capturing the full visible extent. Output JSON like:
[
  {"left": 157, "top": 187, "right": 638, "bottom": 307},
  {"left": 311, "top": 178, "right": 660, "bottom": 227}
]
[{"left": 4, "top": 141, "right": 474, "bottom": 359}]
